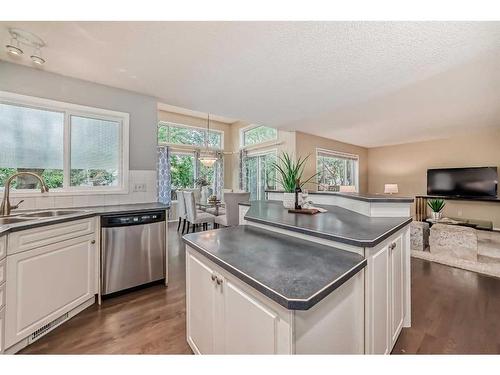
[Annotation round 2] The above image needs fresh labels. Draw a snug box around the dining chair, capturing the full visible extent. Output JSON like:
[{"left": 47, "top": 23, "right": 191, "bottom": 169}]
[
  {"left": 183, "top": 191, "right": 215, "bottom": 233},
  {"left": 176, "top": 190, "right": 188, "bottom": 233},
  {"left": 215, "top": 192, "right": 250, "bottom": 228}
]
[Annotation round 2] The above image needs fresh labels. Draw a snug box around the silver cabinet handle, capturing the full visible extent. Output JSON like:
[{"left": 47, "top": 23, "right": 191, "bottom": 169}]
[
  {"left": 389, "top": 242, "right": 396, "bottom": 250},
  {"left": 211, "top": 273, "right": 217, "bottom": 281},
  {"left": 216, "top": 277, "right": 223, "bottom": 285},
  {"left": 91, "top": 240, "right": 96, "bottom": 244}
]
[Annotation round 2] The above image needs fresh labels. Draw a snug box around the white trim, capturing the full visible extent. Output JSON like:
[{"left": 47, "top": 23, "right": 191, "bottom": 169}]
[
  {"left": 0, "top": 90, "right": 130, "bottom": 196},
  {"left": 240, "top": 124, "right": 278, "bottom": 149},
  {"left": 158, "top": 120, "right": 224, "bottom": 151},
  {"left": 316, "top": 147, "right": 359, "bottom": 160}
]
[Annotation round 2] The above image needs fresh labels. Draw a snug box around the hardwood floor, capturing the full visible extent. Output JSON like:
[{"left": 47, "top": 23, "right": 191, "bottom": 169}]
[
  {"left": 19, "top": 223, "right": 500, "bottom": 354},
  {"left": 393, "top": 258, "right": 500, "bottom": 354}
]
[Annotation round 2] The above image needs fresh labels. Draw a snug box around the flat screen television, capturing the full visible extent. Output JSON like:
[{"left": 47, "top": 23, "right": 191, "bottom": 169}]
[{"left": 427, "top": 167, "right": 498, "bottom": 197}]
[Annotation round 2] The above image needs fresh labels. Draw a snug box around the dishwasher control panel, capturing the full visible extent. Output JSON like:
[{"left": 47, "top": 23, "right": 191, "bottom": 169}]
[{"left": 101, "top": 210, "right": 166, "bottom": 227}]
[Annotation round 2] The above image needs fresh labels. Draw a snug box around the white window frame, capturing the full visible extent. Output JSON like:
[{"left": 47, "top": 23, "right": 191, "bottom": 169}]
[
  {"left": 240, "top": 124, "right": 278, "bottom": 149},
  {"left": 0, "top": 90, "right": 129, "bottom": 196},
  {"left": 245, "top": 148, "right": 278, "bottom": 200},
  {"left": 158, "top": 121, "right": 224, "bottom": 151},
  {"left": 315, "top": 148, "right": 359, "bottom": 191}
]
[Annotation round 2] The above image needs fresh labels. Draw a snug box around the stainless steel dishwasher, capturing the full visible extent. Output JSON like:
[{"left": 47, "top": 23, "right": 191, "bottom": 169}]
[{"left": 101, "top": 210, "right": 166, "bottom": 295}]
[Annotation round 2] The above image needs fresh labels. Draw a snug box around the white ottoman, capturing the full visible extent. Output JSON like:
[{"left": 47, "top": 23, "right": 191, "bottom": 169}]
[
  {"left": 429, "top": 223, "right": 478, "bottom": 261},
  {"left": 410, "top": 221, "right": 430, "bottom": 251}
]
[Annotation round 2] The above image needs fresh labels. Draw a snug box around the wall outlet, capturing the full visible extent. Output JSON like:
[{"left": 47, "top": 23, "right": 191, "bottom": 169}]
[{"left": 133, "top": 183, "right": 147, "bottom": 192}]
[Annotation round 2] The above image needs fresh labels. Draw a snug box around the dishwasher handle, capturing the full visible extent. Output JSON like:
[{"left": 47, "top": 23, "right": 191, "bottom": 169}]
[{"left": 101, "top": 210, "right": 166, "bottom": 227}]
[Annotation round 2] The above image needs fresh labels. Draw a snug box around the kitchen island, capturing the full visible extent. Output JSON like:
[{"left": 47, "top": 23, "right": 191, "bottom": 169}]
[{"left": 184, "top": 196, "right": 413, "bottom": 354}]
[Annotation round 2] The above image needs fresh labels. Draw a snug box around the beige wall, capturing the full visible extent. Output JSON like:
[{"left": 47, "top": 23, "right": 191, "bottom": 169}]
[
  {"left": 368, "top": 129, "right": 500, "bottom": 228},
  {"left": 295, "top": 131, "right": 369, "bottom": 193},
  {"left": 158, "top": 110, "right": 234, "bottom": 188}
]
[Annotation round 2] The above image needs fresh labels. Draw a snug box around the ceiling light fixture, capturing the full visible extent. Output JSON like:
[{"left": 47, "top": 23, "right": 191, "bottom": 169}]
[
  {"left": 198, "top": 114, "right": 218, "bottom": 167},
  {"left": 30, "top": 46, "right": 45, "bottom": 65},
  {"left": 5, "top": 28, "right": 46, "bottom": 65},
  {"left": 5, "top": 32, "right": 23, "bottom": 56}
]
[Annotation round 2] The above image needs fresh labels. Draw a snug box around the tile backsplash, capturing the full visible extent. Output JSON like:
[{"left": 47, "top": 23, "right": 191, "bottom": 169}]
[{"left": 9, "top": 170, "right": 158, "bottom": 210}]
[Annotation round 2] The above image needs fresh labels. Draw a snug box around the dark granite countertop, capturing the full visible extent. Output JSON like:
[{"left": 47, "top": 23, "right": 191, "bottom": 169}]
[
  {"left": 0, "top": 202, "right": 170, "bottom": 236},
  {"left": 265, "top": 189, "right": 414, "bottom": 203},
  {"left": 183, "top": 225, "right": 366, "bottom": 310},
  {"left": 243, "top": 200, "right": 412, "bottom": 247}
]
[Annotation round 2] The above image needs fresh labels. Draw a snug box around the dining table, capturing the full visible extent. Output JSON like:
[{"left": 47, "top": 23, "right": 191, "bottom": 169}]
[{"left": 197, "top": 200, "right": 224, "bottom": 216}]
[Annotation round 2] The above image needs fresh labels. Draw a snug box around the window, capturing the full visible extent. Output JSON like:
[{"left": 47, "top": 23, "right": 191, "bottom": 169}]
[
  {"left": 316, "top": 149, "right": 359, "bottom": 191},
  {"left": 244, "top": 150, "right": 277, "bottom": 200},
  {"left": 241, "top": 125, "right": 277, "bottom": 147},
  {"left": 170, "top": 152, "right": 195, "bottom": 190},
  {"left": 0, "top": 91, "right": 129, "bottom": 194},
  {"left": 158, "top": 122, "right": 222, "bottom": 150}
]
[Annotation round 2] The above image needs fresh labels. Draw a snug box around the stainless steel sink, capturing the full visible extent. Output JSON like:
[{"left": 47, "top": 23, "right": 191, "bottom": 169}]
[
  {"left": 0, "top": 217, "right": 32, "bottom": 225},
  {"left": 20, "top": 210, "right": 84, "bottom": 218}
]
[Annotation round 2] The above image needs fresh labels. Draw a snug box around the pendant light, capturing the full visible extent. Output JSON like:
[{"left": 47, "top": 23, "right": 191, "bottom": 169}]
[{"left": 198, "top": 113, "right": 218, "bottom": 167}]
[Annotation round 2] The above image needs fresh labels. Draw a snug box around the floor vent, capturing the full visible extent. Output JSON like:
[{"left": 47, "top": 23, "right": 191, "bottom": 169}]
[{"left": 28, "top": 313, "right": 69, "bottom": 343}]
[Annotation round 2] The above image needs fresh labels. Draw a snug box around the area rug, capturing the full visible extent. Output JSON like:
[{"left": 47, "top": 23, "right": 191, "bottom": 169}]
[{"left": 411, "top": 250, "right": 500, "bottom": 279}]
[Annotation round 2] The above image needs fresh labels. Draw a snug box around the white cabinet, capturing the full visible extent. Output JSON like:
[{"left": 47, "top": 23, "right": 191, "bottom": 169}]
[
  {"left": 365, "top": 233, "right": 405, "bottom": 354},
  {"left": 390, "top": 235, "right": 404, "bottom": 345},
  {"left": 365, "top": 243, "right": 390, "bottom": 354},
  {"left": 186, "top": 252, "right": 217, "bottom": 354},
  {"left": 186, "top": 247, "right": 292, "bottom": 354},
  {"left": 186, "top": 246, "right": 365, "bottom": 355},
  {"left": 5, "top": 233, "right": 97, "bottom": 349},
  {"left": 222, "top": 279, "right": 280, "bottom": 354},
  {"left": 0, "top": 307, "right": 4, "bottom": 354}
]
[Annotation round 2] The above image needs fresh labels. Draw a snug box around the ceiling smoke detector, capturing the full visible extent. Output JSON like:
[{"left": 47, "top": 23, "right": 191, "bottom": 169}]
[{"left": 5, "top": 28, "right": 47, "bottom": 65}]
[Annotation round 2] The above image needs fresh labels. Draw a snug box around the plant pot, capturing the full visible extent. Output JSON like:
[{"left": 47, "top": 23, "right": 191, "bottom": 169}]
[
  {"left": 283, "top": 192, "right": 296, "bottom": 209},
  {"left": 431, "top": 211, "right": 442, "bottom": 220}
]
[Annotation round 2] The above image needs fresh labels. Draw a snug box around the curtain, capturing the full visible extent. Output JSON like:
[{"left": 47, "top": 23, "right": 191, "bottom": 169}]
[
  {"left": 238, "top": 149, "right": 248, "bottom": 191},
  {"left": 213, "top": 152, "right": 224, "bottom": 198},
  {"left": 194, "top": 149, "right": 200, "bottom": 183},
  {"left": 157, "top": 146, "right": 171, "bottom": 204}
]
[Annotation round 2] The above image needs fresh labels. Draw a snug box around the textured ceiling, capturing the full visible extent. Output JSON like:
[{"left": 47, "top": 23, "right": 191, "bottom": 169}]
[{"left": 1, "top": 21, "right": 500, "bottom": 147}]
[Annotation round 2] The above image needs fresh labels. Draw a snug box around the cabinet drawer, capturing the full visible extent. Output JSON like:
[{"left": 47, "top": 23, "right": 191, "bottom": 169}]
[
  {"left": 0, "top": 282, "right": 4, "bottom": 310},
  {"left": 0, "top": 235, "right": 6, "bottom": 260},
  {"left": 8, "top": 218, "right": 95, "bottom": 255},
  {"left": 0, "top": 258, "right": 5, "bottom": 286}
]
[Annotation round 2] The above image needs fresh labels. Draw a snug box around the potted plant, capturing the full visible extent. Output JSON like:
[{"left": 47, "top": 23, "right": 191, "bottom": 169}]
[
  {"left": 273, "top": 153, "right": 318, "bottom": 209},
  {"left": 427, "top": 199, "right": 446, "bottom": 220}
]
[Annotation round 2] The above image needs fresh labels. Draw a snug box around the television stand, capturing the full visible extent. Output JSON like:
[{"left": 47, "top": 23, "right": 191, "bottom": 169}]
[
  {"left": 425, "top": 217, "right": 493, "bottom": 231},
  {"left": 415, "top": 195, "right": 500, "bottom": 221}
]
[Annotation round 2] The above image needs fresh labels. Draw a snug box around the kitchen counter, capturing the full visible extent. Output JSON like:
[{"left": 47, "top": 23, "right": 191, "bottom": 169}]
[
  {"left": 183, "top": 225, "right": 366, "bottom": 310},
  {"left": 0, "top": 202, "right": 170, "bottom": 235},
  {"left": 265, "top": 189, "right": 414, "bottom": 203},
  {"left": 242, "top": 200, "right": 412, "bottom": 247}
]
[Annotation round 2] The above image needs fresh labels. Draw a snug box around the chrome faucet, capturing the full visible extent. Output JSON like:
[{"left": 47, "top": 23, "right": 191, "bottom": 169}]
[{"left": 0, "top": 172, "right": 49, "bottom": 216}]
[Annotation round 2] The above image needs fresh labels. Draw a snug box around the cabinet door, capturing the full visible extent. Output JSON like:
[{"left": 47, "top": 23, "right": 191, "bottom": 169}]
[
  {"left": 366, "top": 244, "right": 390, "bottom": 354},
  {"left": 0, "top": 307, "right": 4, "bottom": 354},
  {"left": 5, "top": 235, "right": 96, "bottom": 348},
  {"left": 390, "top": 235, "right": 404, "bottom": 347},
  {"left": 222, "top": 279, "right": 280, "bottom": 354},
  {"left": 186, "top": 249, "right": 217, "bottom": 354}
]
